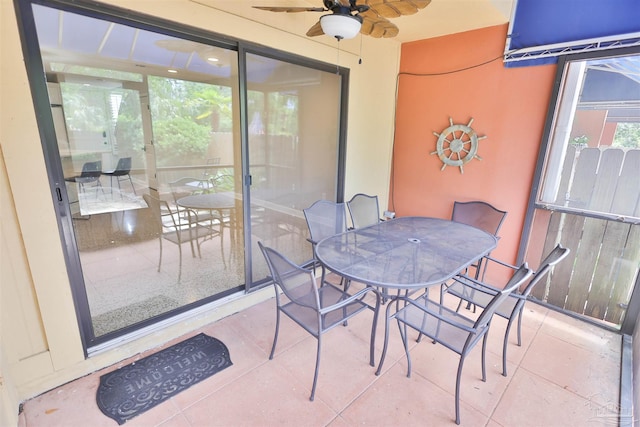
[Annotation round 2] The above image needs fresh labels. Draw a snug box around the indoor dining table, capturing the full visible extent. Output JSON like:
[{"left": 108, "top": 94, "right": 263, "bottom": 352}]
[{"left": 314, "top": 216, "right": 498, "bottom": 369}]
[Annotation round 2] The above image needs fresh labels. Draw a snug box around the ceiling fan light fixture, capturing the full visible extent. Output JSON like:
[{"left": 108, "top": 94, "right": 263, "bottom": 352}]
[{"left": 320, "top": 14, "right": 362, "bottom": 40}]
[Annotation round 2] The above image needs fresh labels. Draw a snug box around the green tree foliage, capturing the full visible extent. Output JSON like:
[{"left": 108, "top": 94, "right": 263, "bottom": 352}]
[
  {"left": 153, "top": 117, "right": 211, "bottom": 166},
  {"left": 612, "top": 123, "right": 640, "bottom": 148},
  {"left": 149, "top": 76, "right": 233, "bottom": 166}
]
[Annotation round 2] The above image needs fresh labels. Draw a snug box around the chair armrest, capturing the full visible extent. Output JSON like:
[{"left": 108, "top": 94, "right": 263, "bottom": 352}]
[
  {"left": 319, "top": 285, "right": 379, "bottom": 314},
  {"left": 447, "top": 274, "right": 502, "bottom": 295},
  {"left": 396, "top": 296, "right": 476, "bottom": 334},
  {"left": 482, "top": 255, "right": 518, "bottom": 270}
]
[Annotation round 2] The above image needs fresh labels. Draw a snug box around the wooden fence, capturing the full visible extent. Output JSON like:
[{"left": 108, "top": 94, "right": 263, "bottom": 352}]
[{"left": 532, "top": 146, "right": 640, "bottom": 327}]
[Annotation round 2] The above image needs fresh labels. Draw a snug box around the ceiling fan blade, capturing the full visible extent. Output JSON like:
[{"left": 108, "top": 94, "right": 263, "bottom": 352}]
[
  {"left": 360, "top": 10, "right": 399, "bottom": 38},
  {"left": 306, "top": 20, "right": 325, "bottom": 37},
  {"left": 360, "top": 0, "right": 431, "bottom": 19},
  {"left": 252, "top": 6, "right": 326, "bottom": 13}
]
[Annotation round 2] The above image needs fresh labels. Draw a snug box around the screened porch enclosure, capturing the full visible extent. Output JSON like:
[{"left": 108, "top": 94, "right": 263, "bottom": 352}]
[{"left": 525, "top": 52, "right": 640, "bottom": 330}]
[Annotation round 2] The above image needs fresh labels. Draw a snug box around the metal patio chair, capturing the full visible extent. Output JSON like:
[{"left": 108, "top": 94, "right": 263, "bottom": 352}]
[
  {"left": 347, "top": 193, "right": 381, "bottom": 229},
  {"left": 377, "top": 264, "right": 532, "bottom": 425},
  {"left": 303, "top": 200, "right": 348, "bottom": 286},
  {"left": 258, "top": 242, "right": 380, "bottom": 401},
  {"left": 441, "top": 243, "right": 570, "bottom": 376},
  {"left": 143, "top": 193, "right": 217, "bottom": 281},
  {"left": 451, "top": 200, "right": 507, "bottom": 281}
]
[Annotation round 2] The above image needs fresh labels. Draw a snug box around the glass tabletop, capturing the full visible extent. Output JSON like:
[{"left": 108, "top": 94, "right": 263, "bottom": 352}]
[
  {"left": 176, "top": 192, "right": 236, "bottom": 210},
  {"left": 315, "top": 216, "right": 498, "bottom": 290}
]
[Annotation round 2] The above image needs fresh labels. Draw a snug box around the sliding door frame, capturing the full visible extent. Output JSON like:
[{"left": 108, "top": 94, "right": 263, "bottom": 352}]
[{"left": 15, "top": 0, "right": 349, "bottom": 351}]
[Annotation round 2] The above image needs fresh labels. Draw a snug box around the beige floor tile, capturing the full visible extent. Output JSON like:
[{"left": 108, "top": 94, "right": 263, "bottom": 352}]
[
  {"left": 520, "top": 332, "right": 620, "bottom": 406},
  {"left": 18, "top": 295, "right": 621, "bottom": 427},
  {"left": 340, "top": 362, "right": 489, "bottom": 426},
  {"left": 182, "top": 361, "right": 337, "bottom": 427},
  {"left": 492, "top": 369, "right": 613, "bottom": 427}
]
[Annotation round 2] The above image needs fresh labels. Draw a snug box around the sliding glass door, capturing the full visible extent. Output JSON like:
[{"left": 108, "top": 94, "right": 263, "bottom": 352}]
[
  {"left": 22, "top": 0, "right": 347, "bottom": 350},
  {"left": 245, "top": 53, "right": 344, "bottom": 283}
]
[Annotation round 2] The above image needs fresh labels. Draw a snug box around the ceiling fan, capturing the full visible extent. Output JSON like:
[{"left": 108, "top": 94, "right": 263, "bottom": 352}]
[{"left": 253, "top": 0, "right": 431, "bottom": 40}]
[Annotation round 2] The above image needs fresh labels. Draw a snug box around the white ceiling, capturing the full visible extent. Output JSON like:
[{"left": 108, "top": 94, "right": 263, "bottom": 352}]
[{"left": 190, "top": 0, "right": 515, "bottom": 43}]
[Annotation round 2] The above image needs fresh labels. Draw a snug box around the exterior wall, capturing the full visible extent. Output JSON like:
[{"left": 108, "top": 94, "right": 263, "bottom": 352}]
[
  {"left": 0, "top": 0, "right": 400, "bottom": 424},
  {"left": 391, "top": 24, "right": 557, "bottom": 269},
  {"left": 572, "top": 110, "right": 608, "bottom": 147}
]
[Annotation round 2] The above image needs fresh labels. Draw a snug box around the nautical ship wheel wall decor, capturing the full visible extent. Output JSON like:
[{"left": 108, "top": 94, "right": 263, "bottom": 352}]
[{"left": 431, "top": 117, "right": 487, "bottom": 173}]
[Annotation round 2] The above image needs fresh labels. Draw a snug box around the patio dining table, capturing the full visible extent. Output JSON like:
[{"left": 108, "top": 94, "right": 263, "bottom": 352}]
[
  {"left": 176, "top": 192, "right": 238, "bottom": 258},
  {"left": 315, "top": 216, "right": 498, "bottom": 290},
  {"left": 314, "top": 216, "right": 498, "bottom": 368}
]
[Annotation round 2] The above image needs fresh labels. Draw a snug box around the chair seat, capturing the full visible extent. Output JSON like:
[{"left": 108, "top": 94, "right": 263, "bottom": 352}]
[
  {"left": 394, "top": 295, "right": 477, "bottom": 355},
  {"left": 162, "top": 223, "right": 216, "bottom": 246},
  {"left": 444, "top": 278, "right": 518, "bottom": 319},
  {"left": 280, "top": 283, "right": 369, "bottom": 336}
]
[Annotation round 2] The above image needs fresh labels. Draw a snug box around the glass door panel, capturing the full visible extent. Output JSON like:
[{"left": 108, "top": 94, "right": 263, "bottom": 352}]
[
  {"left": 245, "top": 53, "right": 342, "bottom": 282},
  {"left": 33, "top": 3, "right": 244, "bottom": 344}
]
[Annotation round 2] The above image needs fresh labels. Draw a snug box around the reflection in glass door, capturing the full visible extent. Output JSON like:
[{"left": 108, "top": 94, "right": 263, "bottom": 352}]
[
  {"left": 246, "top": 52, "right": 344, "bottom": 283},
  {"left": 33, "top": 3, "right": 244, "bottom": 345}
]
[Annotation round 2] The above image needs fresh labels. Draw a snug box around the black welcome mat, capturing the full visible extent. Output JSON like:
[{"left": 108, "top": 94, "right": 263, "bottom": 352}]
[{"left": 96, "top": 333, "right": 232, "bottom": 425}]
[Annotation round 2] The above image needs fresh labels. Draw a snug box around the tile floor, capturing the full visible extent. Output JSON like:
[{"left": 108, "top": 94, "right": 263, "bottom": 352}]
[{"left": 19, "top": 289, "right": 622, "bottom": 427}]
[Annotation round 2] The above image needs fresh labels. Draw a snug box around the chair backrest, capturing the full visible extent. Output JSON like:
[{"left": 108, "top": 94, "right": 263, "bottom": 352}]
[
  {"left": 143, "top": 193, "right": 178, "bottom": 229},
  {"left": 169, "top": 177, "right": 208, "bottom": 202},
  {"left": 347, "top": 193, "right": 380, "bottom": 229},
  {"left": 303, "top": 200, "right": 348, "bottom": 245},
  {"left": 473, "top": 264, "right": 533, "bottom": 330},
  {"left": 451, "top": 201, "right": 507, "bottom": 237},
  {"left": 143, "top": 193, "right": 164, "bottom": 229},
  {"left": 80, "top": 161, "right": 102, "bottom": 178},
  {"left": 258, "top": 242, "right": 319, "bottom": 310},
  {"left": 520, "top": 244, "right": 570, "bottom": 297},
  {"left": 114, "top": 157, "right": 132, "bottom": 174}
]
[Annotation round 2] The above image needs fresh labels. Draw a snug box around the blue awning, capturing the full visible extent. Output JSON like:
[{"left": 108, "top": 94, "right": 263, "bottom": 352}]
[{"left": 504, "top": 0, "right": 640, "bottom": 67}]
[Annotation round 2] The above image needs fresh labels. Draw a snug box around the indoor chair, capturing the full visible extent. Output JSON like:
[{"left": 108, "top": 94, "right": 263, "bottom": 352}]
[
  {"left": 102, "top": 157, "right": 135, "bottom": 194},
  {"left": 64, "top": 160, "right": 103, "bottom": 194}
]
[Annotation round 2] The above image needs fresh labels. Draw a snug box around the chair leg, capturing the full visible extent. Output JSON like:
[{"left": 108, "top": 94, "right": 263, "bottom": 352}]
[
  {"left": 502, "top": 318, "right": 515, "bottom": 377},
  {"left": 310, "top": 335, "right": 322, "bottom": 401},
  {"left": 177, "top": 238, "right": 183, "bottom": 282},
  {"left": 127, "top": 175, "right": 136, "bottom": 194},
  {"left": 481, "top": 333, "right": 488, "bottom": 382},
  {"left": 397, "top": 316, "right": 412, "bottom": 378},
  {"left": 368, "top": 292, "right": 381, "bottom": 367},
  {"left": 517, "top": 310, "right": 523, "bottom": 346},
  {"left": 455, "top": 356, "right": 466, "bottom": 425},
  {"left": 375, "top": 302, "right": 395, "bottom": 376},
  {"left": 157, "top": 236, "right": 163, "bottom": 273},
  {"left": 269, "top": 305, "right": 280, "bottom": 360}
]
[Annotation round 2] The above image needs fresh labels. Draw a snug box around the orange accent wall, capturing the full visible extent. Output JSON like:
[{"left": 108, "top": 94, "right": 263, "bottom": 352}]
[
  {"left": 391, "top": 24, "right": 557, "bottom": 265},
  {"left": 571, "top": 110, "right": 608, "bottom": 147}
]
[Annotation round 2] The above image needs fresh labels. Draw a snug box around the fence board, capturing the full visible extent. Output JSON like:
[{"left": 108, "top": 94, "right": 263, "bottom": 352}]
[
  {"left": 605, "top": 149, "right": 640, "bottom": 322},
  {"left": 579, "top": 149, "right": 624, "bottom": 318},
  {"left": 535, "top": 145, "right": 576, "bottom": 300},
  {"left": 564, "top": 148, "right": 603, "bottom": 312},
  {"left": 533, "top": 213, "right": 559, "bottom": 300}
]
